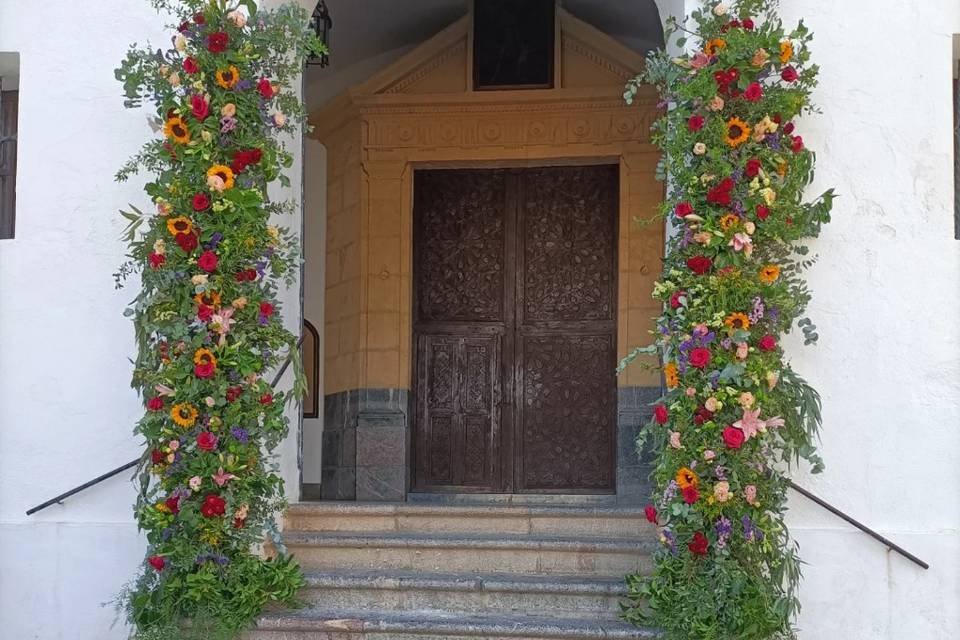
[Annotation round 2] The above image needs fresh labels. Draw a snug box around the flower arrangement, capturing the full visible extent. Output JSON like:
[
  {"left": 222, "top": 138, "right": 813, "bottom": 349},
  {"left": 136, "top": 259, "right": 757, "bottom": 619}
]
[
  {"left": 113, "top": 1, "right": 324, "bottom": 637},
  {"left": 620, "top": 1, "right": 833, "bottom": 638}
]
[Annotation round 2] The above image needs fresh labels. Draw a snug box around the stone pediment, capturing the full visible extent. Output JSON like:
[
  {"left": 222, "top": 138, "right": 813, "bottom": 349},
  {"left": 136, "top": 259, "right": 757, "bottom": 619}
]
[{"left": 350, "top": 7, "right": 646, "bottom": 97}]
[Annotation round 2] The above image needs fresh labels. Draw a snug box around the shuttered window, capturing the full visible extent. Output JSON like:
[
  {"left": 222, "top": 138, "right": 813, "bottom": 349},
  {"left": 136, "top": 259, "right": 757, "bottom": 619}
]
[{"left": 0, "top": 89, "right": 16, "bottom": 239}]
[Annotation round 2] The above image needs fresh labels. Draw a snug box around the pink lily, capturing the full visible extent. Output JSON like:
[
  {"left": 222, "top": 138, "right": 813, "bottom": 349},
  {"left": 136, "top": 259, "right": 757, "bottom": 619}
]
[
  {"left": 734, "top": 408, "right": 764, "bottom": 441},
  {"left": 212, "top": 467, "right": 236, "bottom": 487},
  {"left": 154, "top": 384, "right": 176, "bottom": 397}
]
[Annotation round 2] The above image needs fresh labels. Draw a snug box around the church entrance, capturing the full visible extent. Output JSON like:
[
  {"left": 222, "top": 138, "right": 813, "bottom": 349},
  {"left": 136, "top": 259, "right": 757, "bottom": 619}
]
[{"left": 411, "top": 165, "right": 619, "bottom": 494}]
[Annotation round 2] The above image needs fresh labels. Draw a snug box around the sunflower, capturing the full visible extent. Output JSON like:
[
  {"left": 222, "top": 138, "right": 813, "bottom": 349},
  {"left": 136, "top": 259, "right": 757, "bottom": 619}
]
[
  {"left": 664, "top": 361, "right": 680, "bottom": 389},
  {"left": 166, "top": 216, "right": 193, "bottom": 236},
  {"left": 779, "top": 40, "right": 793, "bottom": 63},
  {"left": 759, "top": 264, "right": 781, "bottom": 284},
  {"left": 724, "top": 117, "right": 752, "bottom": 147},
  {"left": 163, "top": 116, "right": 191, "bottom": 144},
  {"left": 207, "top": 165, "right": 235, "bottom": 190},
  {"left": 719, "top": 213, "right": 740, "bottom": 231},
  {"left": 704, "top": 38, "right": 727, "bottom": 57},
  {"left": 215, "top": 65, "right": 240, "bottom": 90},
  {"left": 170, "top": 403, "right": 199, "bottom": 428},
  {"left": 724, "top": 312, "right": 752, "bottom": 331},
  {"left": 194, "top": 291, "right": 222, "bottom": 307},
  {"left": 676, "top": 467, "right": 699, "bottom": 490},
  {"left": 194, "top": 348, "right": 218, "bottom": 367}
]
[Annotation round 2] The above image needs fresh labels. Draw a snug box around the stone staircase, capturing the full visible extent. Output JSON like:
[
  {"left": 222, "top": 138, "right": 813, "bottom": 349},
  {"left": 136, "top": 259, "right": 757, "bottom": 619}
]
[{"left": 249, "top": 500, "right": 661, "bottom": 639}]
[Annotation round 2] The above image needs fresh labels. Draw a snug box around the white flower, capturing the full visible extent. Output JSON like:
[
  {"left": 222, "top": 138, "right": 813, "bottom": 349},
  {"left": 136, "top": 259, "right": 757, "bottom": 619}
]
[
  {"left": 174, "top": 34, "right": 187, "bottom": 52},
  {"left": 191, "top": 274, "right": 209, "bottom": 286},
  {"left": 272, "top": 111, "right": 286, "bottom": 127},
  {"left": 693, "top": 142, "right": 707, "bottom": 155},
  {"left": 227, "top": 10, "right": 248, "bottom": 28},
  {"left": 168, "top": 72, "right": 181, "bottom": 87},
  {"left": 713, "top": 3, "right": 729, "bottom": 16},
  {"left": 153, "top": 239, "right": 166, "bottom": 255}
]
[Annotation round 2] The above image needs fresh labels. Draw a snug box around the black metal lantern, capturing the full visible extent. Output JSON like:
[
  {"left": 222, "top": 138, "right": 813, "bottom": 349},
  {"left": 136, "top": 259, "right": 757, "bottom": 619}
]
[{"left": 307, "top": 1, "right": 332, "bottom": 67}]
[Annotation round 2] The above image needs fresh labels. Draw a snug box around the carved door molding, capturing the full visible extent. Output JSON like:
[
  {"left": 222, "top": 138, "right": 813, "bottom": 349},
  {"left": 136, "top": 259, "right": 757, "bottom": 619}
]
[{"left": 412, "top": 165, "right": 618, "bottom": 493}]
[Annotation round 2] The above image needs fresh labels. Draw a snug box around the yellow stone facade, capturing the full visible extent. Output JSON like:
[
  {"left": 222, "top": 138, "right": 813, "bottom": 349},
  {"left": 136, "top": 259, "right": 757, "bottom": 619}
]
[{"left": 312, "top": 8, "right": 664, "bottom": 396}]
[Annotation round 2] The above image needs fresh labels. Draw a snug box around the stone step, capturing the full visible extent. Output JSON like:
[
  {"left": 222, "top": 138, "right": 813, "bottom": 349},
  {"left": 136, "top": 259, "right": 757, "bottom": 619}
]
[
  {"left": 248, "top": 609, "right": 662, "bottom": 639},
  {"left": 284, "top": 531, "right": 653, "bottom": 576},
  {"left": 285, "top": 502, "right": 652, "bottom": 539},
  {"left": 299, "top": 569, "right": 626, "bottom": 618}
]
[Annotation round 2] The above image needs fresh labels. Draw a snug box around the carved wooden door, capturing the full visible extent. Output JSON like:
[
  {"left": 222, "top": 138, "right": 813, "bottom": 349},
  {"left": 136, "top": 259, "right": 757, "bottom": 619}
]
[{"left": 413, "top": 166, "right": 617, "bottom": 493}]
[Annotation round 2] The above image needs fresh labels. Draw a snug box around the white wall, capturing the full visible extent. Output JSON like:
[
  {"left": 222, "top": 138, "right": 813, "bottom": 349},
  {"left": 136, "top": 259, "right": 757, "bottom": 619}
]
[
  {"left": 302, "top": 138, "right": 326, "bottom": 485},
  {"left": 769, "top": 1, "right": 960, "bottom": 638}
]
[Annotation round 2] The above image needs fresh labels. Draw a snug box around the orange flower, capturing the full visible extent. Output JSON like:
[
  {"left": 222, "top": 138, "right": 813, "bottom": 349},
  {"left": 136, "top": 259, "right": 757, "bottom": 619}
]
[
  {"left": 759, "top": 264, "right": 781, "bottom": 284},
  {"left": 724, "top": 312, "right": 751, "bottom": 332},
  {"left": 676, "top": 467, "right": 699, "bottom": 490},
  {"left": 664, "top": 362, "right": 680, "bottom": 389},
  {"left": 724, "top": 117, "right": 751, "bottom": 147},
  {"left": 166, "top": 216, "right": 193, "bottom": 236},
  {"left": 194, "top": 291, "right": 222, "bottom": 307},
  {"left": 779, "top": 41, "right": 794, "bottom": 63},
  {"left": 163, "top": 116, "right": 190, "bottom": 144},
  {"left": 704, "top": 38, "right": 727, "bottom": 57},
  {"left": 215, "top": 65, "right": 240, "bottom": 89},
  {"left": 194, "top": 348, "right": 217, "bottom": 367},
  {"left": 719, "top": 213, "right": 739, "bottom": 231}
]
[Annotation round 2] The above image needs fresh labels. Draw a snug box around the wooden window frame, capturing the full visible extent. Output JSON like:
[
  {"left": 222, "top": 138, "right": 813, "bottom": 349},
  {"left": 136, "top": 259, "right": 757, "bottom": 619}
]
[{"left": 0, "top": 89, "right": 17, "bottom": 240}]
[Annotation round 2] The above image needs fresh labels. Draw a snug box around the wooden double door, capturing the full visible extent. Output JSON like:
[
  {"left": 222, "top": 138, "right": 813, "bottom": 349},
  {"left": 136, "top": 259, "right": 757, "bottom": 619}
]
[{"left": 412, "top": 165, "right": 619, "bottom": 494}]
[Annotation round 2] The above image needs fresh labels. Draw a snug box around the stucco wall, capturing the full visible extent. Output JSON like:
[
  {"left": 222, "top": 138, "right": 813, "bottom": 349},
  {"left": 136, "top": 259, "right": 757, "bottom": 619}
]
[{"left": 0, "top": 1, "right": 958, "bottom": 639}]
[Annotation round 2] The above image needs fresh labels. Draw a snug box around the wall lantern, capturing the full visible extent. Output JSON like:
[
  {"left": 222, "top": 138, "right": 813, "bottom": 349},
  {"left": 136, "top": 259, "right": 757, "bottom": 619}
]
[{"left": 307, "top": 0, "right": 332, "bottom": 67}]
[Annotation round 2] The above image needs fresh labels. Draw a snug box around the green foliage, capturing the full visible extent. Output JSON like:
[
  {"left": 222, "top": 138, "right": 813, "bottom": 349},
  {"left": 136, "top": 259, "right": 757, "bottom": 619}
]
[
  {"left": 114, "top": 1, "right": 322, "bottom": 637},
  {"left": 620, "top": 2, "right": 833, "bottom": 639}
]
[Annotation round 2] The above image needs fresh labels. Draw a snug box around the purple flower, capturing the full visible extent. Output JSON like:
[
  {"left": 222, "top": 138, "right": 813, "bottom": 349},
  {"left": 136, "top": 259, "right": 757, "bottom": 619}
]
[
  {"left": 662, "top": 528, "right": 678, "bottom": 555},
  {"left": 743, "top": 515, "right": 755, "bottom": 542},
  {"left": 715, "top": 516, "right": 732, "bottom": 549},
  {"left": 766, "top": 133, "right": 782, "bottom": 150},
  {"left": 231, "top": 426, "right": 249, "bottom": 444},
  {"left": 208, "top": 232, "right": 223, "bottom": 249},
  {"left": 749, "top": 296, "right": 765, "bottom": 324},
  {"left": 714, "top": 465, "right": 727, "bottom": 481},
  {"left": 220, "top": 116, "right": 238, "bottom": 133}
]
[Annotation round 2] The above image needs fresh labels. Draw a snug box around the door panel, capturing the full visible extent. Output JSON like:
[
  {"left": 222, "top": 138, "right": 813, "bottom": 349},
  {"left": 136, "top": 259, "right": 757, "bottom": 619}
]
[{"left": 412, "top": 165, "right": 618, "bottom": 494}]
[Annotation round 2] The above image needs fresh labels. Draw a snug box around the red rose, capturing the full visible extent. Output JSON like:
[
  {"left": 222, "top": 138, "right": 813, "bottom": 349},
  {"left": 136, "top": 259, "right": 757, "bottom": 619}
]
[
  {"left": 177, "top": 21, "right": 190, "bottom": 33},
  {"left": 744, "top": 82, "right": 763, "bottom": 102},
  {"left": 644, "top": 505, "right": 658, "bottom": 524},
  {"left": 149, "top": 253, "right": 166, "bottom": 269},
  {"left": 688, "top": 531, "right": 709, "bottom": 556},
  {"left": 233, "top": 517, "right": 247, "bottom": 529},
  {"left": 148, "top": 555, "right": 166, "bottom": 571},
  {"left": 689, "top": 347, "right": 711, "bottom": 369},
  {"left": 791, "top": 135, "right": 804, "bottom": 153},
  {"left": 192, "top": 193, "right": 211, "bottom": 211},
  {"left": 694, "top": 405, "right": 714, "bottom": 425},
  {"left": 259, "top": 302, "right": 274, "bottom": 317},
  {"left": 183, "top": 57, "right": 200, "bottom": 75},
  {"left": 653, "top": 404, "right": 669, "bottom": 425},
  {"left": 674, "top": 201, "right": 694, "bottom": 218},
  {"left": 200, "top": 494, "right": 226, "bottom": 518},
  {"left": 226, "top": 386, "right": 243, "bottom": 402},
  {"left": 190, "top": 94, "right": 209, "bottom": 121},
  {"left": 742, "top": 18, "right": 755, "bottom": 30},
  {"left": 235, "top": 269, "right": 257, "bottom": 282},
  {"left": 165, "top": 495, "right": 180, "bottom": 514},
  {"left": 687, "top": 115, "right": 705, "bottom": 132},
  {"left": 197, "top": 431, "right": 218, "bottom": 451},
  {"left": 783, "top": 122, "right": 795, "bottom": 135},
  {"left": 231, "top": 148, "right": 263, "bottom": 174},
  {"left": 195, "top": 362, "right": 215, "bottom": 378},
  {"left": 175, "top": 232, "right": 198, "bottom": 253},
  {"left": 259, "top": 393, "right": 273, "bottom": 405},
  {"left": 745, "top": 159, "right": 761, "bottom": 177},
  {"left": 257, "top": 78, "right": 274, "bottom": 99},
  {"left": 151, "top": 449, "right": 165, "bottom": 465},
  {"left": 193, "top": 13, "right": 206, "bottom": 25},
  {"left": 755, "top": 205, "right": 770, "bottom": 220},
  {"left": 781, "top": 66, "right": 799, "bottom": 83},
  {"left": 670, "top": 290, "right": 686, "bottom": 309},
  {"left": 197, "top": 250, "right": 218, "bottom": 273},
  {"left": 197, "top": 304, "right": 214, "bottom": 322},
  {"left": 147, "top": 397, "right": 164, "bottom": 411},
  {"left": 758, "top": 335, "right": 777, "bottom": 352},
  {"left": 706, "top": 177, "right": 735, "bottom": 206},
  {"left": 772, "top": 114, "right": 783, "bottom": 124},
  {"left": 682, "top": 486, "right": 699, "bottom": 505},
  {"left": 723, "top": 426, "right": 745, "bottom": 449},
  {"left": 207, "top": 31, "right": 229, "bottom": 53},
  {"left": 686, "top": 255, "right": 713, "bottom": 275}
]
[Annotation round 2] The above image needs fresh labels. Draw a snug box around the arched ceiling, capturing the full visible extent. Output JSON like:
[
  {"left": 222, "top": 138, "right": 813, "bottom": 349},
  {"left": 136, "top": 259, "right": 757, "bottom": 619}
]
[{"left": 306, "top": 0, "right": 664, "bottom": 103}]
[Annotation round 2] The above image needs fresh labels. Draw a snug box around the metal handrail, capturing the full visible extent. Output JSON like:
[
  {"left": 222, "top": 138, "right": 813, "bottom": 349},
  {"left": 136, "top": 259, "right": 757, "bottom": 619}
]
[
  {"left": 25, "top": 336, "right": 304, "bottom": 516},
  {"left": 787, "top": 479, "right": 928, "bottom": 569}
]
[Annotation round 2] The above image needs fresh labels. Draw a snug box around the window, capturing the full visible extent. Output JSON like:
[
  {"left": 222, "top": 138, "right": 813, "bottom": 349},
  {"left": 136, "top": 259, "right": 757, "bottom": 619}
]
[
  {"left": 473, "top": 0, "right": 555, "bottom": 90},
  {"left": 954, "top": 36, "right": 959, "bottom": 238},
  {"left": 0, "top": 53, "right": 19, "bottom": 240}
]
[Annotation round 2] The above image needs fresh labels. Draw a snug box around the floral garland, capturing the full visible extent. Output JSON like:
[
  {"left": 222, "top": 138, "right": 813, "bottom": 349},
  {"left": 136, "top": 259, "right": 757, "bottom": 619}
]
[
  {"left": 621, "top": 1, "right": 833, "bottom": 638},
  {"left": 114, "top": 1, "right": 323, "bottom": 637}
]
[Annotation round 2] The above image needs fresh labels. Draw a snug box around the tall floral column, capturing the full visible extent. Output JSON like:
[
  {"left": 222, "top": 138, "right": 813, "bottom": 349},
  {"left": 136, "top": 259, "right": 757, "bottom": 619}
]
[
  {"left": 114, "top": 1, "right": 323, "bottom": 637},
  {"left": 622, "top": 1, "right": 833, "bottom": 638}
]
